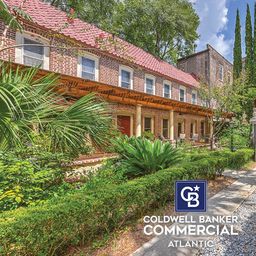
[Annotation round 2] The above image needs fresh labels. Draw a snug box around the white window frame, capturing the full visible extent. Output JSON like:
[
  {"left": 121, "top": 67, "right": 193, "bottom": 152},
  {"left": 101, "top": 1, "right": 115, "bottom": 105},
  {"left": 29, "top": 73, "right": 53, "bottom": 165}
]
[
  {"left": 179, "top": 85, "right": 186, "bottom": 102},
  {"left": 118, "top": 65, "right": 133, "bottom": 89},
  {"left": 163, "top": 80, "right": 172, "bottom": 99},
  {"left": 144, "top": 74, "right": 156, "bottom": 95},
  {"left": 77, "top": 52, "right": 99, "bottom": 81},
  {"left": 15, "top": 32, "right": 49, "bottom": 70},
  {"left": 219, "top": 64, "right": 224, "bottom": 81},
  {"left": 192, "top": 90, "right": 197, "bottom": 105}
]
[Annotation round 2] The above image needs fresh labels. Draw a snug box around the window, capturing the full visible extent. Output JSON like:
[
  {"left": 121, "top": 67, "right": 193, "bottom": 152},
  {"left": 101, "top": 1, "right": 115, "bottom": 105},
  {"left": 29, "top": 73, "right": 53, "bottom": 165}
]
[
  {"left": 179, "top": 86, "right": 186, "bottom": 102},
  {"left": 192, "top": 90, "right": 197, "bottom": 104},
  {"left": 119, "top": 66, "right": 133, "bottom": 89},
  {"left": 144, "top": 117, "right": 152, "bottom": 132},
  {"left": 162, "top": 119, "right": 169, "bottom": 138},
  {"left": 23, "top": 38, "right": 44, "bottom": 67},
  {"left": 178, "top": 122, "right": 182, "bottom": 137},
  {"left": 82, "top": 57, "right": 96, "bottom": 80},
  {"left": 15, "top": 32, "right": 49, "bottom": 70},
  {"left": 163, "top": 82, "right": 171, "bottom": 98},
  {"left": 219, "top": 64, "right": 224, "bottom": 81},
  {"left": 78, "top": 54, "right": 99, "bottom": 81},
  {"left": 201, "top": 121, "right": 205, "bottom": 137},
  {"left": 145, "top": 75, "right": 155, "bottom": 95}
]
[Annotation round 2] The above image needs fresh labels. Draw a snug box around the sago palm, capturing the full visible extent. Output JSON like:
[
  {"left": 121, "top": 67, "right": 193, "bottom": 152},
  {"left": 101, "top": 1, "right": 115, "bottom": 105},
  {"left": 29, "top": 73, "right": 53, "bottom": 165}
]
[
  {"left": 0, "top": 62, "right": 113, "bottom": 155},
  {"left": 114, "top": 137, "right": 181, "bottom": 178}
]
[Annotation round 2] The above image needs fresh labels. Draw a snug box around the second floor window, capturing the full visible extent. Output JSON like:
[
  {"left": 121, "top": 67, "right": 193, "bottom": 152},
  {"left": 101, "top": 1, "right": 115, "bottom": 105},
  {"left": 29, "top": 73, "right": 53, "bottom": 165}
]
[
  {"left": 119, "top": 66, "right": 133, "bottom": 89},
  {"left": 145, "top": 75, "right": 155, "bottom": 95},
  {"left": 82, "top": 57, "right": 96, "bottom": 80},
  {"left": 219, "top": 64, "right": 224, "bottom": 81},
  {"left": 23, "top": 38, "right": 44, "bottom": 67},
  {"left": 192, "top": 91, "right": 197, "bottom": 104},
  {"left": 179, "top": 87, "right": 186, "bottom": 102},
  {"left": 164, "top": 83, "right": 171, "bottom": 98}
]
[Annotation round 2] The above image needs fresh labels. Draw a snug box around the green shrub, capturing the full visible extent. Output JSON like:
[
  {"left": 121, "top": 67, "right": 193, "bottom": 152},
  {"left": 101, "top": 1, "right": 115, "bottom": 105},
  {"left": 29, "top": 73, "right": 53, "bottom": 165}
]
[
  {"left": 0, "top": 150, "right": 73, "bottom": 212},
  {"left": 114, "top": 137, "right": 181, "bottom": 178},
  {"left": 0, "top": 149, "right": 252, "bottom": 256}
]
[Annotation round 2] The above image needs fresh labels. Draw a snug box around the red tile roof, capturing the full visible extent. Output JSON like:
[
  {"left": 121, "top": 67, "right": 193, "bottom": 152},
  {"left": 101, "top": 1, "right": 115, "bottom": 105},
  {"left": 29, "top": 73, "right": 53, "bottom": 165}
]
[{"left": 4, "top": 0, "right": 199, "bottom": 88}]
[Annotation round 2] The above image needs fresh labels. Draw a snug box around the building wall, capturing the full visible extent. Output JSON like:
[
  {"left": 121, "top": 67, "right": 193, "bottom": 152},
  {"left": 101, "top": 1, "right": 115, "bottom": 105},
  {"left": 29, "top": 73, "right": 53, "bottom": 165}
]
[
  {"left": 0, "top": 20, "right": 200, "bottom": 105},
  {"left": 177, "top": 45, "right": 233, "bottom": 87}
]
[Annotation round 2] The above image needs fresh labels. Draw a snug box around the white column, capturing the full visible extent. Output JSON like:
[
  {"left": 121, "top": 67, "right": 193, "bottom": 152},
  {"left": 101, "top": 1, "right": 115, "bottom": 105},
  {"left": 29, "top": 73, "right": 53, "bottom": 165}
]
[
  {"left": 169, "top": 110, "right": 174, "bottom": 140},
  {"left": 136, "top": 104, "right": 142, "bottom": 137}
]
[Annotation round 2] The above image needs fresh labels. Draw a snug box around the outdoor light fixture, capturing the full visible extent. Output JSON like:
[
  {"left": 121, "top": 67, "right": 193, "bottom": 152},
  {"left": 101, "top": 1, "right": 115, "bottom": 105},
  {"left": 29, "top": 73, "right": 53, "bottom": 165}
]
[{"left": 250, "top": 102, "right": 256, "bottom": 162}]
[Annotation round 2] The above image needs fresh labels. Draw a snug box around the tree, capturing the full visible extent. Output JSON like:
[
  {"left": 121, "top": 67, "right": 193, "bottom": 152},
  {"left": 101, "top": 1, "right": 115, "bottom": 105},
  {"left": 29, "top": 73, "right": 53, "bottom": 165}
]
[
  {"left": 233, "top": 9, "right": 242, "bottom": 80},
  {"left": 199, "top": 80, "right": 244, "bottom": 150},
  {"left": 46, "top": 0, "right": 200, "bottom": 63},
  {"left": 0, "top": 62, "right": 113, "bottom": 155},
  {"left": 254, "top": 3, "right": 256, "bottom": 84},
  {"left": 245, "top": 4, "right": 253, "bottom": 85}
]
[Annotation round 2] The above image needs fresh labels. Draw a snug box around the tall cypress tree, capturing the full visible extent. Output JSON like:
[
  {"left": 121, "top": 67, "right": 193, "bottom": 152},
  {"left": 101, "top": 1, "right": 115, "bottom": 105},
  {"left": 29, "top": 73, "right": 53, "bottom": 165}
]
[
  {"left": 233, "top": 9, "right": 242, "bottom": 80},
  {"left": 253, "top": 3, "right": 256, "bottom": 84},
  {"left": 245, "top": 4, "right": 253, "bottom": 84}
]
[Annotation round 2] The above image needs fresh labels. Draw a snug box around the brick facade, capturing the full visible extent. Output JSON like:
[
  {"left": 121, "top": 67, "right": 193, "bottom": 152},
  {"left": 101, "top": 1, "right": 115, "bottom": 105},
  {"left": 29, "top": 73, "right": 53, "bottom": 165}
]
[
  {"left": 0, "top": 20, "right": 209, "bottom": 141},
  {"left": 177, "top": 44, "right": 233, "bottom": 87}
]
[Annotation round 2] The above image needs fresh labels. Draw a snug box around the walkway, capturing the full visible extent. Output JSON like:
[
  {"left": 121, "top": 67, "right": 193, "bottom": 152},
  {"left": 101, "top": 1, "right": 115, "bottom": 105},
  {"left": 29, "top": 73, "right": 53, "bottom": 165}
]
[{"left": 132, "top": 168, "right": 256, "bottom": 256}]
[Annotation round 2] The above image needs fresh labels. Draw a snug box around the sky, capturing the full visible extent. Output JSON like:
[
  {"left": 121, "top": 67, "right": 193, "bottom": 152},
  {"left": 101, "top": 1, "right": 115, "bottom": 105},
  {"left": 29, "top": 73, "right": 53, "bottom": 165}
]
[{"left": 191, "top": 0, "right": 256, "bottom": 63}]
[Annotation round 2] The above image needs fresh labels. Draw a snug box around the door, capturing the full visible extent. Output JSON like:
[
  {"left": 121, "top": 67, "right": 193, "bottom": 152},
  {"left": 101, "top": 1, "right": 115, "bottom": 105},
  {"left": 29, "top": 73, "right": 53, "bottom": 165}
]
[{"left": 117, "top": 115, "right": 131, "bottom": 136}]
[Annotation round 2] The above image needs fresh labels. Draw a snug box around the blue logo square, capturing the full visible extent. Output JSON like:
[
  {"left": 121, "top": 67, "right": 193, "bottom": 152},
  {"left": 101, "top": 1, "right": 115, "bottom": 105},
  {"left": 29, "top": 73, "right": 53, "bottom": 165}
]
[{"left": 175, "top": 180, "right": 207, "bottom": 212}]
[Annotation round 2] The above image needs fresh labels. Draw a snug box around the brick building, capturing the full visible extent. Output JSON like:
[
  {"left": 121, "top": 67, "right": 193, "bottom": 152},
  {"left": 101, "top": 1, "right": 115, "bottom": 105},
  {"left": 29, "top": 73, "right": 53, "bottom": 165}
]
[
  {"left": 177, "top": 44, "right": 233, "bottom": 87},
  {"left": 1, "top": 0, "right": 213, "bottom": 142}
]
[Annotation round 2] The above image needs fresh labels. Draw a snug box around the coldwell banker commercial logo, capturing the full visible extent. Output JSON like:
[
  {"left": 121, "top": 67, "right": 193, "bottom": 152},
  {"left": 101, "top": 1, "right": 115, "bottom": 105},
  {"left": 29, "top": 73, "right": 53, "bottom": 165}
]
[{"left": 175, "top": 181, "right": 207, "bottom": 212}]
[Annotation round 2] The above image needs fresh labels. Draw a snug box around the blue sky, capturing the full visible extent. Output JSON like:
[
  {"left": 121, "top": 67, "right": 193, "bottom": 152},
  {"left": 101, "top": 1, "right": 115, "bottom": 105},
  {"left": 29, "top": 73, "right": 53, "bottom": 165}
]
[{"left": 191, "top": 0, "right": 255, "bottom": 62}]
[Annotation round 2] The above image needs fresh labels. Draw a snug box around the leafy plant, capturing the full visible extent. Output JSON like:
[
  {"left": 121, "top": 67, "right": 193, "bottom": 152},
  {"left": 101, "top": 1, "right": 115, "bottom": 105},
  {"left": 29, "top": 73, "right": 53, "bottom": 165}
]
[
  {"left": 114, "top": 137, "right": 181, "bottom": 178},
  {"left": 0, "top": 150, "right": 73, "bottom": 212},
  {"left": 0, "top": 62, "right": 114, "bottom": 155}
]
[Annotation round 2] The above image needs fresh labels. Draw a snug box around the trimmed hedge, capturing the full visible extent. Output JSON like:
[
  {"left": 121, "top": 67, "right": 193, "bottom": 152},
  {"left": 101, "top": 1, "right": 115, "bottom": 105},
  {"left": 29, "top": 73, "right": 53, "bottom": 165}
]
[{"left": 0, "top": 149, "right": 252, "bottom": 256}]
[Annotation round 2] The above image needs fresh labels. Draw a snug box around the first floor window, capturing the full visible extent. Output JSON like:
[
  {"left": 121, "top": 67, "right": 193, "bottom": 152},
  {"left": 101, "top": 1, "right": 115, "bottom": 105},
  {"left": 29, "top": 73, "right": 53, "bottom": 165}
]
[
  {"left": 145, "top": 77, "right": 154, "bottom": 94},
  {"left": 162, "top": 119, "right": 169, "bottom": 138},
  {"left": 178, "top": 122, "right": 182, "bottom": 137},
  {"left": 81, "top": 57, "right": 96, "bottom": 80},
  {"left": 144, "top": 117, "right": 152, "bottom": 132},
  {"left": 179, "top": 87, "right": 185, "bottom": 102},
  {"left": 164, "top": 84, "right": 171, "bottom": 98},
  {"left": 23, "top": 38, "right": 44, "bottom": 67},
  {"left": 201, "top": 121, "right": 205, "bottom": 137},
  {"left": 121, "top": 69, "right": 131, "bottom": 88}
]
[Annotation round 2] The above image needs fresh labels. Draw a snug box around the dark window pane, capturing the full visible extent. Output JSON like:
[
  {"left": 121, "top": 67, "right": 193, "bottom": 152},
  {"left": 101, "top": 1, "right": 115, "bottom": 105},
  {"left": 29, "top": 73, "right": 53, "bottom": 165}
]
[
  {"left": 164, "top": 84, "right": 170, "bottom": 98},
  {"left": 146, "top": 78, "right": 154, "bottom": 94},
  {"left": 81, "top": 57, "right": 96, "bottom": 80},
  {"left": 23, "top": 38, "right": 44, "bottom": 67},
  {"left": 180, "top": 89, "right": 185, "bottom": 102},
  {"left": 121, "top": 70, "right": 131, "bottom": 88},
  {"left": 144, "top": 117, "right": 152, "bottom": 131},
  {"left": 163, "top": 119, "right": 169, "bottom": 138}
]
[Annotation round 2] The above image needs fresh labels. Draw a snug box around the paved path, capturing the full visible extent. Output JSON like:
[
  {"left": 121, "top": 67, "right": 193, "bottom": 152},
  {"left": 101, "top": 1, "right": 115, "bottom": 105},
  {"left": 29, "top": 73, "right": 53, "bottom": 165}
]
[{"left": 132, "top": 169, "right": 256, "bottom": 256}]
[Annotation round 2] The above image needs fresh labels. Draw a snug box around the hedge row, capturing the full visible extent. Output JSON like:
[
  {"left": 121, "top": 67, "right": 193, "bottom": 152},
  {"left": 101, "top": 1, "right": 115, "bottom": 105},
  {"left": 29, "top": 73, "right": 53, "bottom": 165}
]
[{"left": 0, "top": 149, "right": 252, "bottom": 256}]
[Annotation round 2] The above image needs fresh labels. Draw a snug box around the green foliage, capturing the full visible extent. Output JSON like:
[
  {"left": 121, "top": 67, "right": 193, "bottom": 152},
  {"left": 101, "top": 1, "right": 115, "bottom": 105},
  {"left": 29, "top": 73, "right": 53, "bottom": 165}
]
[
  {"left": 0, "top": 150, "right": 73, "bottom": 212},
  {"left": 0, "top": 62, "right": 113, "bottom": 155},
  {"left": 0, "top": 149, "right": 252, "bottom": 256},
  {"left": 114, "top": 137, "right": 181, "bottom": 178},
  {"left": 219, "top": 122, "right": 251, "bottom": 149},
  {"left": 141, "top": 131, "right": 155, "bottom": 141},
  {"left": 233, "top": 9, "right": 242, "bottom": 80},
  {"left": 48, "top": 0, "right": 199, "bottom": 63},
  {"left": 245, "top": 4, "right": 253, "bottom": 84}
]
